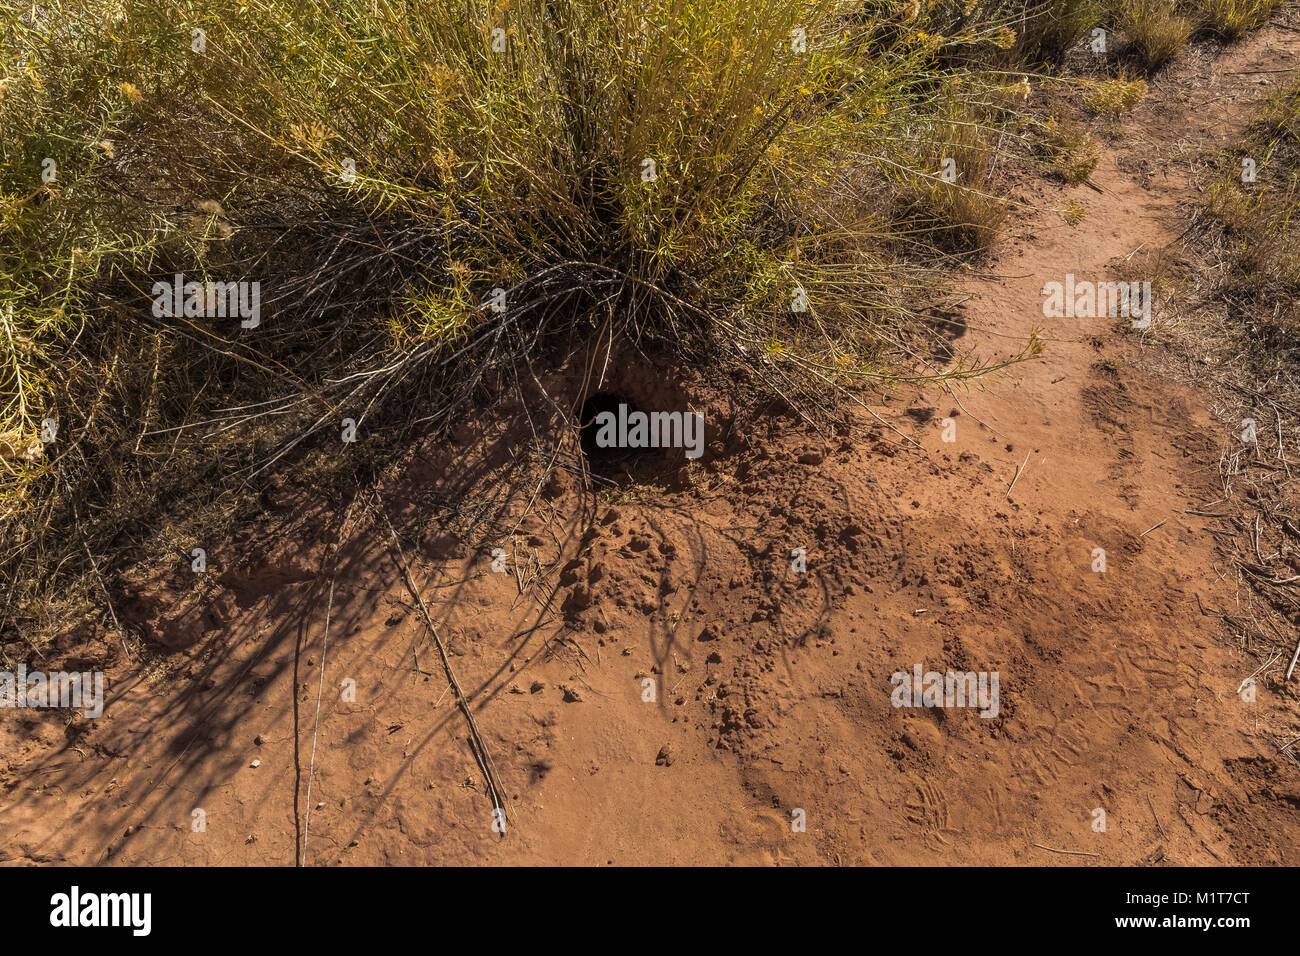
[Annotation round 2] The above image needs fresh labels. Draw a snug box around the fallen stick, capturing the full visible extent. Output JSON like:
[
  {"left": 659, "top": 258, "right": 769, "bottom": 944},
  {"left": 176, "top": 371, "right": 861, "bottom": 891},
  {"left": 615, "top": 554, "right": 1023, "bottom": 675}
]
[
  {"left": 1006, "top": 452, "right": 1031, "bottom": 500},
  {"left": 380, "top": 504, "right": 512, "bottom": 829},
  {"left": 945, "top": 381, "right": 1007, "bottom": 440},
  {"left": 1146, "top": 794, "right": 1168, "bottom": 841},
  {"left": 1140, "top": 517, "right": 1169, "bottom": 537},
  {"left": 1238, "top": 653, "right": 1281, "bottom": 695},
  {"left": 1032, "top": 842, "right": 1100, "bottom": 858},
  {"left": 1276, "top": 406, "right": 1287, "bottom": 464},
  {"left": 81, "top": 539, "right": 131, "bottom": 661},
  {"left": 1195, "top": 592, "right": 1225, "bottom": 618},
  {"left": 300, "top": 494, "right": 363, "bottom": 865}
]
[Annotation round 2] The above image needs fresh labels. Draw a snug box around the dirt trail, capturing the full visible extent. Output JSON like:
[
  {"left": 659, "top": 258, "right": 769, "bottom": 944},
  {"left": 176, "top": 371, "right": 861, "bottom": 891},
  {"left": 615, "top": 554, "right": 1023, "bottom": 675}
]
[{"left": 4, "top": 26, "right": 1300, "bottom": 866}]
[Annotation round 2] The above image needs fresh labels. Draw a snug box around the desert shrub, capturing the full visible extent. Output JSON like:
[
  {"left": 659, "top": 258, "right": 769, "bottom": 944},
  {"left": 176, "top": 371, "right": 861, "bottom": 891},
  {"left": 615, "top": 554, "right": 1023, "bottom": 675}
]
[
  {"left": 1118, "top": 0, "right": 1192, "bottom": 71},
  {"left": 1193, "top": 0, "right": 1280, "bottom": 39},
  {"left": 1202, "top": 80, "right": 1300, "bottom": 337},
  {"left": 1079, "top": 75, "right": 1148, "bottom": 114},
  {"left": 1037, "top": 115, "right": 1101, "bottom": 182},
  {"left": 0, "top": 0, "right": 1042, "bottom": 643}
]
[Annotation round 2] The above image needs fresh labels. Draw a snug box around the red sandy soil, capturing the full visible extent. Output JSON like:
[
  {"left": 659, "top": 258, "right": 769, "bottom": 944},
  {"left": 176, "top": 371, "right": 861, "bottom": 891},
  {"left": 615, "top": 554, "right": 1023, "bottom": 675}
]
[{"left": 3, "top": 25, "right": 1300, "bottom": 866}]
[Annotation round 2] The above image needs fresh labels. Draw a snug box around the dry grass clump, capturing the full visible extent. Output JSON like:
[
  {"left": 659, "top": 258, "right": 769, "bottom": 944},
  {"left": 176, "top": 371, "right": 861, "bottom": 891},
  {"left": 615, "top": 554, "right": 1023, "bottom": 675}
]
[
  {"left": 1195, "top": 0, "right": 1281, "bottom": 38},
  {"left": 1201, "top": 79, "right": 1300, "bottom": 338},
  {"left": 1118, "top": 0, "right": 1193, "bottom": 71},
  {"left": 0, "top": 0, "right": 1104, "bottom": 649},
  {"left": 1092, "top": 0, "right": 1279, "bottom": 74},
  {"left": 1079, "top": 75, "right": 1148, "bottom": 115},
  {"left": 1037, "top": 115, "right": 1102, "bottom": 182}
]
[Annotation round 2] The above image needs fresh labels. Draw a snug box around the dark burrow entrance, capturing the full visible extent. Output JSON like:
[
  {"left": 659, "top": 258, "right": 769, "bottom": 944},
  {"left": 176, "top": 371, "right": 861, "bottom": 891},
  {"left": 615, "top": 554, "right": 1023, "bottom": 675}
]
[
  {"left": 580, "top": 391, "right": 637, "bottom": 475},
  {"left": 578, "top": 390, "right": 675, "bottom": 484}
]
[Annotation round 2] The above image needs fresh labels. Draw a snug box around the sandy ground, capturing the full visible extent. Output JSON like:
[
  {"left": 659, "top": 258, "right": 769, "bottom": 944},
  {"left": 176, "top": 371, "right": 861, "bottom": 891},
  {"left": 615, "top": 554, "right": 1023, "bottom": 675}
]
[{"left": 3, "top": 22, "right": 1300, "bottom": 866}]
